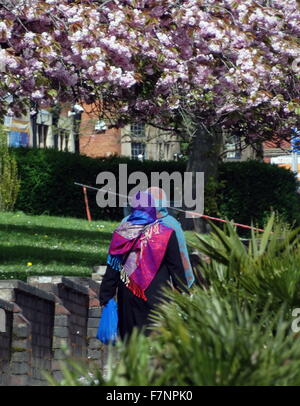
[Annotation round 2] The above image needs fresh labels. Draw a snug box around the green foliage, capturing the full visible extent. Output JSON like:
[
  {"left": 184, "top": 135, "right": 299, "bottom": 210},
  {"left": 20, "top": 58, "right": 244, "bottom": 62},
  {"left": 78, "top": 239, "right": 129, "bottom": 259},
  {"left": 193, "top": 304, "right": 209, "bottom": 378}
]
[
  {"left": 10, "top": 148, "right": 300, "bottom": 229},
  {"left": 0, "top": 211, "right": 118, "bottom": 280},
  {"left": 0, "top": 126, "right": 20, "bottom": 211},
  {"left": 149, "top": 292, "right": 300, "bottom": 386},
  {"left": 204, "top": 175, "right": 225, "bottom": 216},
  {"left": 217, "top": 160, "right": 300, "bottom": 230},
  {"left": 190, "top": 215, "right": 300, "bottom": 310},
  {"left": 44, "top": 358, "right": 103, "bottom": 386},
  {"left": 11, "top": 147, "right": 185, "bottom": 220},
  {"left": 48, "top": 215, "right": 300, "bottom": 386},
  {"left": 48, "top": 291, "right": 300, "bottom": 386}
]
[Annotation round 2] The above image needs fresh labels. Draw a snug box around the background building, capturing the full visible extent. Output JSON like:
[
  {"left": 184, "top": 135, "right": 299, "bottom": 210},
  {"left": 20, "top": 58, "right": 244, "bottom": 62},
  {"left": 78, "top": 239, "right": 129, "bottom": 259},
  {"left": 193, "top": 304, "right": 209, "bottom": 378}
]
[
  {"left": 3, "top": 103, "right": 299, "bottom": 178},
  {"left": 120, "top": 123, "right": 180, "bottom": 161}
]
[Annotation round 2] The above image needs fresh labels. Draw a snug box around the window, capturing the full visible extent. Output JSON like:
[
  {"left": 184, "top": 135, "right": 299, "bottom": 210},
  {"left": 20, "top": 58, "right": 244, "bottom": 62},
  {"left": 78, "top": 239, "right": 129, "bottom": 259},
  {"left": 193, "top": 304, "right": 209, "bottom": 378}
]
[
  {"left": 95, "top": 120, "right": 107, "bottom": 132},
  {"left": 130, "top": 123, "right": 145, "bottom": 138},
  {"left": 53, "top": 132, "right": 59, "bottom": 150},
  {"left": 9, "top": 131, "right": 29, "bottom": 147},
  {"left": 37, "top": 124, "right": 48, "bottom": 148},
  {"left": 56, "top": 129, "right": 69, "bottom": 151},
  {"left": 131, "top": 142, "right": 145, "bottom": 160},
  {"left": 4, "top": 116, "right": 12, "bottom": 127},
  {"left": 63, "top": 130, "right": 70, "bottom": 152},
  {"left": 291, "top": 128, "right": 300, "bottom": 153},
  {"left": 225, "top": 135, "right": 241, "bottom": 159}
]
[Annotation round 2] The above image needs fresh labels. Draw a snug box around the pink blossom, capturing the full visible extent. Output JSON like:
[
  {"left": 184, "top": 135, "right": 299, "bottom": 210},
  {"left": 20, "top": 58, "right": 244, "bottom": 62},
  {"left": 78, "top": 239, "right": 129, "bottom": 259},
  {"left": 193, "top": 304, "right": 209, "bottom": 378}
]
[
  {"left": 118, "top": 72, "right": 136, "bottom": 88},
  {"left": 0, "top": 0, "right": 299, "bottom": 137}
]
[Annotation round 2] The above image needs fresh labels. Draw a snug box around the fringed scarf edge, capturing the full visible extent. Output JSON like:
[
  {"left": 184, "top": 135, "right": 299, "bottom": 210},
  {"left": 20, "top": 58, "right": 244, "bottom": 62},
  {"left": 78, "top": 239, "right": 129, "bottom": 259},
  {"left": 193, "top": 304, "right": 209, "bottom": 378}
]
[
  {"left": 127, "top": 278, "right": 148, "bottom": 301},
  {"left": 107, "top": 254, "right": 148, "bottom": 301}
]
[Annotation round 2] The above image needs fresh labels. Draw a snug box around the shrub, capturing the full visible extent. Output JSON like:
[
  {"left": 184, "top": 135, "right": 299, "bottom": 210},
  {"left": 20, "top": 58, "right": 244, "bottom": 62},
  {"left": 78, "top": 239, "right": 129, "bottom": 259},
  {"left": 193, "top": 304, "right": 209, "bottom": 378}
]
[
  {"left": 11, "top": 148, "right": 185, "bottom": 220},
  {"left": 47, "top": 215, "right": 300, "bottom": 386},
  {"left": 189, "top": 214, "right": 300, "bottom": 311},
  {"left": 48, "top": 292, "right": 300, "bottom": 386},
  {"left": 217, "top": 160, "right": 300, "bottom": 230},
  {"left": 10, "top": 148, "right": 300, "bottom": 228},
  {"left": 0, "top": 126, "right": 20, "bottom": 211}
]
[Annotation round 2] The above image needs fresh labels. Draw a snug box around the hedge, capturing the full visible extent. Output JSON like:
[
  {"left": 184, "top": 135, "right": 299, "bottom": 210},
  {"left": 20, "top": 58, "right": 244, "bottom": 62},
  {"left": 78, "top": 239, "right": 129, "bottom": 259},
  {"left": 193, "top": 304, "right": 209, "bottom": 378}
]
[
  {"left": 11, "top": 147, "right": 185, "bottom": 221},
  {"left": 217, "top": 160, "right": 300, "bottom": 229},
  {"left": 10, "top": 147, "right": 300, "bottom": 228}
]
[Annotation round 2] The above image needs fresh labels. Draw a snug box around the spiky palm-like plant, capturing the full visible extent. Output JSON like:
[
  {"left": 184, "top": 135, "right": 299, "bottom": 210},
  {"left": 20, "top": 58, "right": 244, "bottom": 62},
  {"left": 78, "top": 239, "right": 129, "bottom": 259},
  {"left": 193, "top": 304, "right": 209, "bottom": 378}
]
[
  {"left": 47, "top": 288, "right": 300, "bottom": 386},
  {"left": 188, "top": 214, "right": 300, "bottom": 309},
  {"left": 47, "top": 215, "right": 300, "bottom": 386}
]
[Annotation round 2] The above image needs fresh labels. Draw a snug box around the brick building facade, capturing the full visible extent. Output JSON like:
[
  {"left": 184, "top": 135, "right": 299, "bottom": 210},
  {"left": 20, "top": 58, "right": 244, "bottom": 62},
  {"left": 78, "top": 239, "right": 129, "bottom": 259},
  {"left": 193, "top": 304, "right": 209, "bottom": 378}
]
[
  {"left": 3, "top": 103, "right": 180, "bottom": 161},
  {"left": 79, "top": 104, "right": 121, "bottom": 158},
  {"left": 3, "top": 103, "right": 299, "bottom": 175}
]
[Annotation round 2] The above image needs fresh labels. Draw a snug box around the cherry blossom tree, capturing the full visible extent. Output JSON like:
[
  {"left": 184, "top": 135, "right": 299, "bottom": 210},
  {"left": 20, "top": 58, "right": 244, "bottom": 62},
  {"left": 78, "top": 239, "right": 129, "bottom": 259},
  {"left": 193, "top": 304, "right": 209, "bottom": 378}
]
[{"left": 0, "top": 0, "right": 300, "bottom": 226}]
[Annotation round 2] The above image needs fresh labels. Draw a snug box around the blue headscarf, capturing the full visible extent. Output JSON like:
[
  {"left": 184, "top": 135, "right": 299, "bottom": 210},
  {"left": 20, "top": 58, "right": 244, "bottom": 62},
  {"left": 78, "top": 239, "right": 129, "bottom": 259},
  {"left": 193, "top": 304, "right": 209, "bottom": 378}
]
[
  {"left": 122, "top": 187, "right": 195, "bottom": 288},
  {"left": 107, "top": 191, "right": 174, "bottom": 301}
]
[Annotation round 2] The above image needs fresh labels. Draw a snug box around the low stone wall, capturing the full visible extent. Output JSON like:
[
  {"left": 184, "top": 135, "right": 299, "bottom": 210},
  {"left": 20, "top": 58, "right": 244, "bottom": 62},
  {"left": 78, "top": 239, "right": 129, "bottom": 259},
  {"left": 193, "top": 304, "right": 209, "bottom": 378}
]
[
  {"left": 0, "top": 298, "right": 13, "bottom": 386},
  {"left": 28, "top": 276, "right": 90, "bottom": 381},
  {"left": 0, "top": 280, "right": 56, "bottom": 385},
  {"left": 67, "top": 277, "right": 104, "bottom": 367},
  {"left": 0, "top": 275, "right": 104, "bottom": 386}
]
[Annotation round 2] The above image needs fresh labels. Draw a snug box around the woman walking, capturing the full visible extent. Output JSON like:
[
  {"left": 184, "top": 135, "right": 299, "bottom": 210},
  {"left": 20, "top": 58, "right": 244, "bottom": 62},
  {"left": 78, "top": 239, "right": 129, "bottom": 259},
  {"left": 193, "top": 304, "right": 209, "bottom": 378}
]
[{"left": 99, "top": 190, "right": 189, "bottom": 341}]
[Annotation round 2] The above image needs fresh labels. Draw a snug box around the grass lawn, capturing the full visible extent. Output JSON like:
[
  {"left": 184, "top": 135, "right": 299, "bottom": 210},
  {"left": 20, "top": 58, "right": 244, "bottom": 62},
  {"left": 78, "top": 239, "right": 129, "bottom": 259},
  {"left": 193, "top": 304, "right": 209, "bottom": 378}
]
[
  {"left": 0, "top": 211, "right": 119, "bottom": 281},
  {"left": 0, "top": 211, "right": 198, "bottom": 281}
]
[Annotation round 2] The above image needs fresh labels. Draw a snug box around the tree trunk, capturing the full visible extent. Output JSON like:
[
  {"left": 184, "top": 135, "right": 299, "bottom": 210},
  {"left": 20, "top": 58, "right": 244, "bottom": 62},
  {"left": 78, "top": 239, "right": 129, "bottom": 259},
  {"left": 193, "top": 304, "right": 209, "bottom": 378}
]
[
  {"left": 180, "top": 124, "right": 223, "bottom": 233},
  {"left": 253, "top": 140, "right": 264, "bottom": 161}
]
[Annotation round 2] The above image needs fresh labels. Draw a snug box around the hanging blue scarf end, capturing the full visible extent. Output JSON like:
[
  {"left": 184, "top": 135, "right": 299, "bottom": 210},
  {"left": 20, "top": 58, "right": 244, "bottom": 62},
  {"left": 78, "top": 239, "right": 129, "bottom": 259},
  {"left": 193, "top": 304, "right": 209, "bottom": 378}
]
[{"left": 107, "top": 254, "right": 123, "bottom": 271}]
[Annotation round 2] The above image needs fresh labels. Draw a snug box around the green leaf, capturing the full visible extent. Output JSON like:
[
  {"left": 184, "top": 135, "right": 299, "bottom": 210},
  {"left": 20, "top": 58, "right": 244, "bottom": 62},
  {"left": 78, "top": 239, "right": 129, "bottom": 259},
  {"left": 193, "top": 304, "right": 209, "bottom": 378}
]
[
  {"left": 258, "top": 212, "right": 275, "bottom": 256},
  {"left": 47, "top": 89, "right": 58, "bottom": 98}
]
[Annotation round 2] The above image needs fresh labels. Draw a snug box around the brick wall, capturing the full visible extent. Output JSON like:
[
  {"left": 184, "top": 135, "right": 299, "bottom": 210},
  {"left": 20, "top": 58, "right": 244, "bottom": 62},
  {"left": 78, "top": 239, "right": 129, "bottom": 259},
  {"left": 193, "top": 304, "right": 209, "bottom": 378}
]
[
  {"left": 0, "top": 276, "right": 104, "bottom": 386},
  {"left": 27, "top": 276, "right": 100, "bottom": 381},
  {"left": 79, "top": 103, "right": 121, "bottom": 158},
  {"left": 14, "top": 288, "right": 55, "bottom": 385},
  {"left": 0, "top": 281, "right": 55, "bottom": 386},
  {"left": 57, "top": 281, "right": 89, "bottom": 357},
  {"left": 80, "top": 128, "right": 121, "bottom": 158},
  {"left": 67, "top": 277, "right": 103, "bottom": 367}
]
